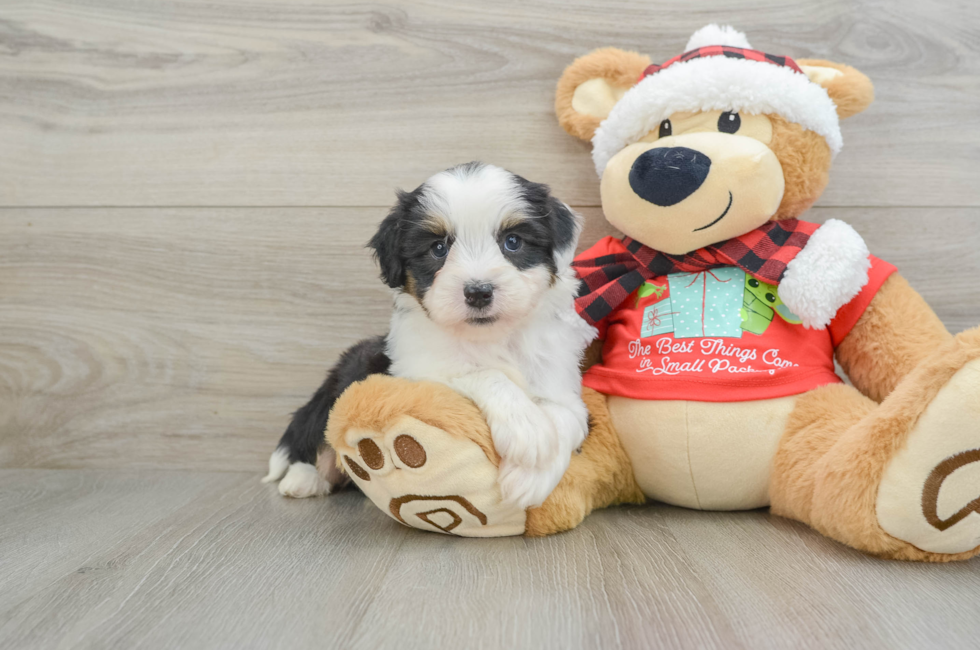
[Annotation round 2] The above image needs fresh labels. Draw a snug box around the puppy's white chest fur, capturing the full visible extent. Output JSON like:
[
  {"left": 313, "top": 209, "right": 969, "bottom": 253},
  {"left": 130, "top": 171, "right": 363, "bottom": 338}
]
[{"left": 388, "top": 271, "right": 594, "bottom": 397}]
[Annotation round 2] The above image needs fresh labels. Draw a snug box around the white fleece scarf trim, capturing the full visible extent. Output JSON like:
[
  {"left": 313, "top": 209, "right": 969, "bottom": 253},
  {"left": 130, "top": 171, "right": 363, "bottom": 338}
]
[{"left": 779, "top": 219, "right": 871, "bottom": 329}]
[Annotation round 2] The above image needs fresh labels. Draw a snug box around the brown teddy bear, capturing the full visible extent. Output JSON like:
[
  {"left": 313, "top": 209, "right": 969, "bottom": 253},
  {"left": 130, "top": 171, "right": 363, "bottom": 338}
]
[{"left": 324, "top": 25, "right": 980, "bottom": 561}]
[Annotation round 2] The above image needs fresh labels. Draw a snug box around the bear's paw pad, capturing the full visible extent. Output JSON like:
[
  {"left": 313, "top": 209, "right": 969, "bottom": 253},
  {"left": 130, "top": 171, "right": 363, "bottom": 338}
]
[{"left": 333, "top": 414, "right": 526, "bottom": 537}]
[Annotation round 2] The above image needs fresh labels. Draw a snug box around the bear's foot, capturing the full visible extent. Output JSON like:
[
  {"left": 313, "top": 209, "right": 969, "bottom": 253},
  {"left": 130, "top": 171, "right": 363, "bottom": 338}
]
[
  {"left": 332, "top": 415, "right": 526, "bottom": 536},
  {"left": 325, "top": 376, "right": 527, "bottom": 537},
  {"left": 783, "top": 328, "right": 980, "bottom": 561},
  {"left": 877, "top": 350, "right": 980, "bottom": 556}
]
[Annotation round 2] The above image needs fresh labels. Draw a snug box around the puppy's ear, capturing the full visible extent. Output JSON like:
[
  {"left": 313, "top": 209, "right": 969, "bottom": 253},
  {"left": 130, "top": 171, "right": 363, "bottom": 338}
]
[
  {"left": 546, "top": 198, "right": 582, "bottom": 267},
  {"left": 368, "top": 190, "right": 414, "bottom": 289},
  {"left": 515, "top": 176, "right": 582, "bottom": 267}
]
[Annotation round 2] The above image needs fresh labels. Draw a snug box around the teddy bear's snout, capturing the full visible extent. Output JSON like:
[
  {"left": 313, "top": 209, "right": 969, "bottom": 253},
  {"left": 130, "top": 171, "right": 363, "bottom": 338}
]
[{"left": 628, "top": 146, "right": 711, "bottom": 207}]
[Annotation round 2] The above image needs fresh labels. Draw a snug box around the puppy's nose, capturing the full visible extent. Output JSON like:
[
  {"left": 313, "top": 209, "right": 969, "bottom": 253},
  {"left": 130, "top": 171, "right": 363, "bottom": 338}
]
[
  {"left": 463, "top": 283, "right": 494, "bottom": 309},
  {"left": 629, "top": 146, "right": 711, "bottom": 207}
]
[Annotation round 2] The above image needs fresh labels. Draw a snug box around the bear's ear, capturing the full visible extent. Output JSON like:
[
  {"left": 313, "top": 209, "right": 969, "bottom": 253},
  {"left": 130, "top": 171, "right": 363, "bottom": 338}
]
[
  {"left": 555, "top": 47, "right": 651, "bottom": 141},
  {"left": 797, "top": 59, "right": 875, "bottom": 120}
]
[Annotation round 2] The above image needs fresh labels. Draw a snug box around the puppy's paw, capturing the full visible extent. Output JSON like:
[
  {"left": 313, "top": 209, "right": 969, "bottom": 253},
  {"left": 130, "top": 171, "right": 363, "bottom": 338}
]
[
  {"left": 539, "top": 399, "right": 590, "bottom": 450},
  {"left": 277, "top": 462, "right": 326, "bottom": 498},
  {"left": 497, "top": 456, "right": 570, "bottom": 509},
  {"left": 488, "top": 406, "right": 558, "bottom": 470}
]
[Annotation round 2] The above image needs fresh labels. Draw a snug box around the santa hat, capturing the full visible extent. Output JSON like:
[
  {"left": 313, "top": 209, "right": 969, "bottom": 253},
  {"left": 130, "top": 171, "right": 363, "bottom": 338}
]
[{"left": 591, "top": 25, "right": 843, "bottom": 177}]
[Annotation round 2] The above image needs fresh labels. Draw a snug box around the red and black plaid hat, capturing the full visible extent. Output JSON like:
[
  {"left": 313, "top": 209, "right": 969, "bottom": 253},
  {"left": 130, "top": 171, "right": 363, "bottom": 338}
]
[
  {"left": 591, "top": 24, "right": 843, "bottom": 176},
  {"left": 639, "top": 44, "right": 803, "bottom": 81}
]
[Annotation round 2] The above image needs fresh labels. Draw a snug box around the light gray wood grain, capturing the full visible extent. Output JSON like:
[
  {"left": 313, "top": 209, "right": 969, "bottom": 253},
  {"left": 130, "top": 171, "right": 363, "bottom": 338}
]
[
  {"left": 663, "top": 509, "right": 980, "bottom": 649},
  {"left": 1, "top": 469, "right": 978, "bottom": 650},
  {"left": 0, "top": 207, "right": 390, "bottom": 470},
  {"left": 0, "top": 0, "right": 978, "bottom": 207},
  {"left": 0, "top": 469, "right": 405, "bottom": 649},
  {"left": 0, "top": 470, "right": 254, "bottom": 612},
  {"left": 2, "top": 207, "right": 978, "bottom": 472}
]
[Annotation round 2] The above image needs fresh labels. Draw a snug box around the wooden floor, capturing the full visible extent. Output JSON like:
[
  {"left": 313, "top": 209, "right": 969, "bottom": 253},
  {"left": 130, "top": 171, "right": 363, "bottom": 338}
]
[
  {"left": 1, "top": 1, "right": 979, "bottom": 648},
  {"left": 3, "top": 468, "right": 980, "bottom": 650}
]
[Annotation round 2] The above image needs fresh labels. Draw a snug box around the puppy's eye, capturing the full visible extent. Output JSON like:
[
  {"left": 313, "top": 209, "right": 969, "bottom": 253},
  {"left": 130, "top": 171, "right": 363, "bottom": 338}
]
[
  {"left": 503, "top": 234, "right": 523, "bottom": 252},
  {"left": 430, "top": 240, "right": 448, "bottom": 259},
  {"left": 718, "top": 111, "right": 741, "bottom": 134},
  {"left": 658, "top": 119, "right": 672, "bottom": 138}
]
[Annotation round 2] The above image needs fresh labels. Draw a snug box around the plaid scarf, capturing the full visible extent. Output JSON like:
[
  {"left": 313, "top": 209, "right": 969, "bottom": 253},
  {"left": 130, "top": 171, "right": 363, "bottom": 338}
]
[{"left": 572, "top": 219, "right": 820, "bottom": 326}]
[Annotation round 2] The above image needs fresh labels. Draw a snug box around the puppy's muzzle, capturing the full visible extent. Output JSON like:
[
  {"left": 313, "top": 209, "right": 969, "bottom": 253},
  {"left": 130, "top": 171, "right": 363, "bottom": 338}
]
[{"left": 463, "top": 283, "right": 494, "bottom": 309}]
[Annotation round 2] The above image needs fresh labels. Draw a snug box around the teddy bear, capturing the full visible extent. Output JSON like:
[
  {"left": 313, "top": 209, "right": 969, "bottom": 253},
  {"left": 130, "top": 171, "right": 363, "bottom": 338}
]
[{"left": 323, "top": 25, "right": 980, "bottom": 561}]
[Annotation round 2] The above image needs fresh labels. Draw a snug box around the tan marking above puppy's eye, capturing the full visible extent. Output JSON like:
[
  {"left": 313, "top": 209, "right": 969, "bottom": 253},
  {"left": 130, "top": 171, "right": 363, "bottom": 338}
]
[
  {"left": 420, "top": 213, "right": 451, "bottom": 237},
  {"left": 500, "top": 213, "right": 529, "bottom": 231}
]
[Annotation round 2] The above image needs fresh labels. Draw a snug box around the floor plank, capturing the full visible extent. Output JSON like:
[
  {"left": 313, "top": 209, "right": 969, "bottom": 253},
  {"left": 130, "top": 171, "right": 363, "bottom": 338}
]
[
  {"left": 0, "top": 470, "right": 405, "bottom": 649},
  {"left": 348, "top": 508, "right": 739, "bottom": 650},
  {"left": 2, "top": 469, "right": 978, "bottom": 650},
  {"left": 1, "top": 0, "right": 978, "bottom": 207},
  {"left": 2, "top": 206, "right": 978, "bottom": 471},
  {"left": 0, "top": 469, "right": 244, "bottom": 612},
  {"left": 663, "top": 509, "right": 980, "bottom": 649}
]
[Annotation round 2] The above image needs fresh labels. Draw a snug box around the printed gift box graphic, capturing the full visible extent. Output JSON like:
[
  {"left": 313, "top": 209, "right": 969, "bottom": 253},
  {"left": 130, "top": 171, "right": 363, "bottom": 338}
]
[
  {"left": 640, "top": 296, "right": 676, "bottom": 337},
  {"left": 641, "top": 268, "right": 746, "bottom": 339},
  {"left": 670, "top": 268, "right": 746, "bottom": 338}
]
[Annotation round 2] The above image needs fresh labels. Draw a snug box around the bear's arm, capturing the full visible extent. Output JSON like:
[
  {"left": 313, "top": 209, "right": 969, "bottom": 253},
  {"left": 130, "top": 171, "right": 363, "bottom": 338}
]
[{"left": 835, "top": 273, "right": 952, "bottom": 402}]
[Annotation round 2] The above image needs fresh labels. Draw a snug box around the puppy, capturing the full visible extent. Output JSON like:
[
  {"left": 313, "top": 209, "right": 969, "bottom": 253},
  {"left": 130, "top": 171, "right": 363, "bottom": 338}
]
[
  {"left": 373, "top": 162, "right": 596, "bottom": 507},
  {"left": 265, "top": 163, "right": 595, "bottom": 508}
]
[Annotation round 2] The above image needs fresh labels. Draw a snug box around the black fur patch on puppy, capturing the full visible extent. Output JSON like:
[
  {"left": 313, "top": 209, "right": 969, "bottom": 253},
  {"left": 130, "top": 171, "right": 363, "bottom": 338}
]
[
  {"left": 273, "top": 336, "right": 391, "bottom": 470},
  {"left": 497, "top": 216, "right": 556, "bottom": 272},
  {"left": 368, "top": 187, "right": 450, "bottom": 301},
  {"left": 510, "top": 174, "right": 580, "bottom": 273}
]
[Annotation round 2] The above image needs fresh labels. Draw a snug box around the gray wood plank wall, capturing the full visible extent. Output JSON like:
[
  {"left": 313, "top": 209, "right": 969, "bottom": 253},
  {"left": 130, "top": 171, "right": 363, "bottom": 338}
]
[{"left": 2, "top": 1, "right": 979, "bottom": 471}]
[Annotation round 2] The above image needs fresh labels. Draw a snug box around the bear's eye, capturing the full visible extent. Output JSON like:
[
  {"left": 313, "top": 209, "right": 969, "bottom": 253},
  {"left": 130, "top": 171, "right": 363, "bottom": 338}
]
[
  {"left": 748, "top": 278, "right": 760, "bottom": 288},
  {"left": 765, "top": 292, "right": 777, "bottom": 304},
  {"left": 658, "top": 119, "right": 672, "bottom": 138},
  {"left": 430, "top": 240, "right": 449, "bottom": 259},
  {"left": 719, "top": 111, "right": 741, "bottom": 134}
]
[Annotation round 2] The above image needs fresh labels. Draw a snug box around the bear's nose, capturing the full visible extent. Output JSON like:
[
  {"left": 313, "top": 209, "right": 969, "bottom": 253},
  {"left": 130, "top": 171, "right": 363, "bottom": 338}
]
[
  {"left": 463, "top": 283, "right": 494, "bottom": 309},
  {"left": 628, "top": 147, "right": 711, "bottom": 207}
]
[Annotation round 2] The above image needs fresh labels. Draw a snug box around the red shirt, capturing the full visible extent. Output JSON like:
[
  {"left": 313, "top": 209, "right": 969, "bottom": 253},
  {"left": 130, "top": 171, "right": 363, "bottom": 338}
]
[{"left": 579, "top": 237, "right": 896, "bottom": 402}]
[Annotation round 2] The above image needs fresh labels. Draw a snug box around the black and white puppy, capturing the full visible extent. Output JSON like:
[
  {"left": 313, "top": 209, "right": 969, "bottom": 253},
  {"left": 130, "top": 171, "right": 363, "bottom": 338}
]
[
  {"left": 265, "top": 163, "right": 595, "bottom": 508},
  {"left": 377, "top": 162, "right": 596, "bottom": 507}
]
